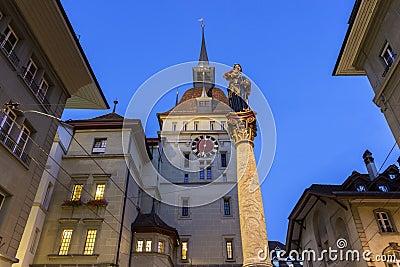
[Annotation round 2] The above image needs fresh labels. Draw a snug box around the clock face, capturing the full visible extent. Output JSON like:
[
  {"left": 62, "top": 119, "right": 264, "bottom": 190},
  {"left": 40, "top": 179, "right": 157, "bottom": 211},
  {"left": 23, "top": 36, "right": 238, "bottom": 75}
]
[{"left": 191, "top": 135, "right": 219, "bottom": 158}]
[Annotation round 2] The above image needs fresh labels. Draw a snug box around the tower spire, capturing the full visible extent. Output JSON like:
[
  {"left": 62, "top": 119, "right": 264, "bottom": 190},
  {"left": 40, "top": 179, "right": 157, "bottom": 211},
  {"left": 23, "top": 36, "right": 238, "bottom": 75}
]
[
  {"left": 193, "top": 19, "right": 215, "bottom": 89},
  {"left": 199, "top": 21, "right": 209, "bottom": 64}
]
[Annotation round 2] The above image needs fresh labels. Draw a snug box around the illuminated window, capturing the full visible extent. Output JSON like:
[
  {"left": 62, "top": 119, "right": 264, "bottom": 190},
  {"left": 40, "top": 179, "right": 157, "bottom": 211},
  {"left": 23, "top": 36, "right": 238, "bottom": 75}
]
[
  {"left": 181, "top": 241, "right": 188, "bottom": 260},
  {"left": 83, "top": 229, "right": 97, "bottom": 255},
  {"left": 375, "top": 210, "right": 396, "bottom": 233},
  {"left": 94, "top": 184, "right": 105, "bottom": 200},
  {"left": 59, "top": 229, "right": 73, "bottom": 255},
  {"left": 92, "top": 138, "right": 107, "bottom": 154},
  {"left": 71, "top": 184, "right": 83, "bottom": 201},
  {"left": 145, "top": 240, "right": 152, "bottom": 252},
  {"left": 136, "top": 240, "right": 144, "bottom": 252},
  {"left": 226, "top": 240, "right": 233, "bottom": 260},
  {"left": 158, "top": 240, "right": 165, "bottom": 253}
]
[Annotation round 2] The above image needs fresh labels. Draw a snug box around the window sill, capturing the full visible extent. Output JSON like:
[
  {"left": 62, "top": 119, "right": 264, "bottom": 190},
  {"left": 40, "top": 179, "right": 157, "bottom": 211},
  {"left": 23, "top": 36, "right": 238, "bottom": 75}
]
[{"left": 48, "top": 254, "right": 99, "bottom": 259}]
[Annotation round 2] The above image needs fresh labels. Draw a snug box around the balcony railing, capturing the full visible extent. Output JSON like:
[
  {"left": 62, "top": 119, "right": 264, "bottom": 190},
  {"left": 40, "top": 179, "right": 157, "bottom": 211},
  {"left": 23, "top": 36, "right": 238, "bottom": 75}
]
[
  {"left": 0, "top": 127, "right": 31, "bottom": 166},
  {"left": 0, "top": 34, "right": 20, "bottom": 67}
]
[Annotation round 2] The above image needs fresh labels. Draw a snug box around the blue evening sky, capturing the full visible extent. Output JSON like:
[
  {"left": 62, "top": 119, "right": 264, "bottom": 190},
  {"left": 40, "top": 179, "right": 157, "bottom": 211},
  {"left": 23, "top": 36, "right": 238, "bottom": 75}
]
[{"left": 61, "top": 0, "right": 399, "bottom": 242}]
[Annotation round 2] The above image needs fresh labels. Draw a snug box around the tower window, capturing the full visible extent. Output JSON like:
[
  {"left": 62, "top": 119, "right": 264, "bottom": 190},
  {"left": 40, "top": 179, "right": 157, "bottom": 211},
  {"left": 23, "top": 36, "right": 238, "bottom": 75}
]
[
  {"left": 184, "top": 153, "right": 190, "bottom": 168},
  {"left": 199, "top": 169, "right": 205, "bottom": 179},
  {"left": 158, "top": 240, "right": 165, "bottom": 253},
  {"left": 92, "top": 138, "right": 107, "bottom": 154},
  {"left": 210, "top": 121, "right": 215, "bottom": 130},
  {"left": 181, "top": 241, "right": 188, "bottom": 260},
  {"left": 206, "top": 167, "right": 212, "bottom": 179},
  {"left": 59, "top": 229, "right": 73, "bottom": 255},
  {"left": 145, "top": 240, "right": 152, "bottom": 252},
  {"left": 184, "top": 174, "right": 189, "bottom": 183},
  {"left": 226, "top": 240, "right": 233, "bottom": 260},
  {"left": 375, "top": 210, "right": 396, "bottom": 233},
  {"left": 221, "top": 121, "right": 226, "bottom": 130},
  {"left": 182, "top": 199, "right": 189, "bottom": 217},
  {"left": 172, "top": 122, "right": 177, "bottom": 131},
  {"left": 136, "top": 240, "right": 144, "bottom": 252},
  {"left": 183, "top": 121, "right": 187, "bottom": 131},
  {"left": 221, "top": 153, "right": 227, "bottom": 167},
  {"left": 194, "top": 121, "right": 199, "bottom": 131},
  {"left": 224, "top": 197, "right": 231, "bottom": 216}
]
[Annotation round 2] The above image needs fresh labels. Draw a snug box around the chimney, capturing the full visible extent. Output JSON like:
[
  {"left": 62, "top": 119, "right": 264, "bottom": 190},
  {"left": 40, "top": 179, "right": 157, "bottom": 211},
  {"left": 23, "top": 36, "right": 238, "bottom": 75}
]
[{"left": 363, "top": 150, "right": 378, "bottom": 181}]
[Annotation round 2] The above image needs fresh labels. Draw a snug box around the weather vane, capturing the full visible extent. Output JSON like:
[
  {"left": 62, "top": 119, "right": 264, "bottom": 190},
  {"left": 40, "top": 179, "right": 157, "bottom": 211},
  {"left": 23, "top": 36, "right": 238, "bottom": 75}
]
[{"left": 198, "top": 17, "right": 205, "bottom": 28}]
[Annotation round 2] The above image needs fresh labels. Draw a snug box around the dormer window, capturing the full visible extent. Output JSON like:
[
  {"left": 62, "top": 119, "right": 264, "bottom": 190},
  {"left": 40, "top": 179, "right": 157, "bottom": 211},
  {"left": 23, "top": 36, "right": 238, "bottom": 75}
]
[
  {"left": 356, "top": 184, "right": 367, "bottom": 192},
  {"left": 379, "top": 185, "right": 389, "bottom": 192},
  {"left": 388, "top": 173, "right": 396, "bottom": 179}
]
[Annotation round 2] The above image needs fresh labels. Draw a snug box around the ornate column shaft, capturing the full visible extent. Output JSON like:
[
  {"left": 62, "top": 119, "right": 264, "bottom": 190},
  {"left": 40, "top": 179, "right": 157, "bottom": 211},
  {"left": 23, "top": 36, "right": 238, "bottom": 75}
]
[{"left": 227, "top": 110, "right": 271, "bottom": 267}]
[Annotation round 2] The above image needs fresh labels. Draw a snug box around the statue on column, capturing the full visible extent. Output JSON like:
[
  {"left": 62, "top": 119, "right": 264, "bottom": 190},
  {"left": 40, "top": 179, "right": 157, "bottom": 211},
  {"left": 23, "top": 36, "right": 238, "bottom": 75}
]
[{"left": 223, "top": 63, "right": 251, "bottom": 112}]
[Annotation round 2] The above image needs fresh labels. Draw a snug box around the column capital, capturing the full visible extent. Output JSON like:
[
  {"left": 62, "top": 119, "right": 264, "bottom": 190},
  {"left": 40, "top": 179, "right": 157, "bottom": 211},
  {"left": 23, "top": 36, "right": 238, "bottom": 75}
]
[{"left": 226, "top": 110, "right": 257, "bottom": 146}]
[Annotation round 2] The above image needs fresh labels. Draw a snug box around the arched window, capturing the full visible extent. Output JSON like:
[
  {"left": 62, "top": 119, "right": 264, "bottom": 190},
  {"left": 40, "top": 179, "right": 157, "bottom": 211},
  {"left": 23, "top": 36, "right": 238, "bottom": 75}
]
[{"left": 383, "top": 242, "right": 400, "bottom": 267}]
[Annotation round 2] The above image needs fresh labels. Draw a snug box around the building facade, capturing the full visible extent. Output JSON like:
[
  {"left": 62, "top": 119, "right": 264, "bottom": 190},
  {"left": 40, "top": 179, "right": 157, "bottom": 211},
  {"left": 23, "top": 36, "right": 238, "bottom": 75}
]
[
  {"left": 0, "top": 1, "right": 108, "bottom": 266},
  {"left": 286, "top": 151, "right": 400, "bottom": 267},
  {"left": 333, "top": 0, "right": 400, "bottom": 146}
]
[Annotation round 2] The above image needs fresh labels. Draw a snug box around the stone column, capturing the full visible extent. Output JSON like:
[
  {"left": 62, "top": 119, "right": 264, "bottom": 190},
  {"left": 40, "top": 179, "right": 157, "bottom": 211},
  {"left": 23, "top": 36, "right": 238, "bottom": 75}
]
[{"left": 227, "top": 110, "right": 272, "bottom": 267}]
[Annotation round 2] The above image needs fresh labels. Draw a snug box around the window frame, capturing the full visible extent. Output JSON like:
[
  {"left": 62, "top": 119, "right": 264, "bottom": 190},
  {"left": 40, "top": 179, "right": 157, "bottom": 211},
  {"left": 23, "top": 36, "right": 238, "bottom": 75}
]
[
  {"left": 0, "top": 108, "right": 17, "bottom": 136},
  {"left": 206, "top": 166, "right": 212, "bottom": 179},
  {"left": 194, "top": 121, "right": 199, "bottom": 131},
  {"left": 15, "top": 125, "right": 30, "bottom": 155},
  {"left": 184, "top": 173, "right": 189, "bottom": 183},
  {"left": 221, "top": 152, "right": 227, "bottom": 168},
  {"left": 158, "top": 240, "right": 165, "bottom": 253},
  {"left": 83, "top": 229, "right": 97, "bottom": 255},
  {"left": 181, "top": 198, "right": 189, "bottom": 217},
  {"left": 29, "top": 227, "right": 40, "bottom": 254},
  {"left": 223, "top": 197, "right": 231, "bottom": 216},
  {"left": 226, "top": 240, "right": 234, "bottom": 260},
  {"left": 94, "top": 183, "right": 106, "bottom": 200},
  {"left": 71, "top": 184, "right": 83, "bottom": 201},
  {"left": 1, "top": 26, "right": 19, "bottom": 54},
  {"left": 37, "top": 78, "right": 49, "bottom": 101},
  {"left": 92, "top": 138, "right": 107, "bottom": 154},
  {"left": 199, "top": 169, "right": 205, "bottom": 179},
  {"left": 58, "top": 229, "right": 73, "bottom": 255},
  {"left": 381, "top": 42, "right": 396, "bottom": 67},
  {"left": 23, "top": 58, "right": 38, "bottom": 85},
  {"left": 181, "top": 240, "right": 189, "bottom": 261},
  {"left": 375, "top": 209, "right": 396, "bottom": 233},
  {"left": 136, "top": 239, "right": 144, "bottom": 252},
  {"left": 145, "top": 239, "right": 152, "bottom": 252}
]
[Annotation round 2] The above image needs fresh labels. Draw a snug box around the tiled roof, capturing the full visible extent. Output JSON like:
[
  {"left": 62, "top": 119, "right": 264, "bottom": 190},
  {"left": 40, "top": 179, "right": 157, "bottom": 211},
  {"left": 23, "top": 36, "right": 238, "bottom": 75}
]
[{"left": 87, "top": 112, "right": 124, "bottom": 121}]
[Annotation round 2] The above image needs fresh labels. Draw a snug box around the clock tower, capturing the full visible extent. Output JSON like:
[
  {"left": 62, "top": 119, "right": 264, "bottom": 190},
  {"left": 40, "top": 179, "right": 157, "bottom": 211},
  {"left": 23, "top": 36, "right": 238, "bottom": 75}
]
[{"left": 155, "top": 24, "right": 244, "bottom": 266}]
